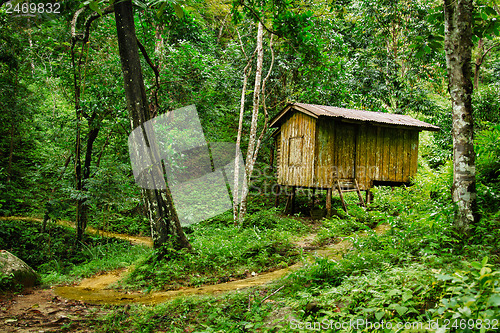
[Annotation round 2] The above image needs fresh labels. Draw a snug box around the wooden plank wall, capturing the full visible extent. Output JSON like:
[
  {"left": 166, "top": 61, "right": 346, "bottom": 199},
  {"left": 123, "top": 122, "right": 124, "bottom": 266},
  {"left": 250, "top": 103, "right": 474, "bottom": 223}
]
[
  {"left": 278, "top": 111, "right": 316, "bottom": 187},
  {"left": 354, "top": 125, "right": 420, "bottom": 189},
  {"left": 276, "top": 131, "right": 281, "bottom": 181},
  {"left": 276, "top": 112, "right": 421, "bottom": 190},
  {"left": 314, "top": 119, "right": 335, "bottom": 188},
  {"left": 335, "top": 124, "right": 357, "bottom": 179}
]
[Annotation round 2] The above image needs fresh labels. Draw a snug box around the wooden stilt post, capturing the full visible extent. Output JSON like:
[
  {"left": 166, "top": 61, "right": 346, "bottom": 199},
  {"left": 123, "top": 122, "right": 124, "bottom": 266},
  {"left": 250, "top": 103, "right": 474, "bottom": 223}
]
[
  {"left": 274, "top": 184, "right": 280, "bottom": 207},
  {"left": 326, "top": 188, "right": 332, "bottom": 217},
  {"left": 311, "top": 188, "right": 316, "bottom": 208},
  {"left": 285, "top": 186, "right": 291, "bottom": 214},
  {"left": 354, "top": 179, "right": 365, "bottom": 207},
  {"left": 366, "top": 189, "right": 373, "bottom": 205},
  {"left": 290, "top": 186, "right": 296, "bottom": 215}
]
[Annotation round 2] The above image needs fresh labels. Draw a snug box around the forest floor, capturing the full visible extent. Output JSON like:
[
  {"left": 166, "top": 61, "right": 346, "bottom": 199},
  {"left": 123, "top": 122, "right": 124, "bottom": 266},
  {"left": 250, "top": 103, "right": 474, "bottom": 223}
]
[{"left": 0, "top": 217, "right": 388, "bottom": 332}]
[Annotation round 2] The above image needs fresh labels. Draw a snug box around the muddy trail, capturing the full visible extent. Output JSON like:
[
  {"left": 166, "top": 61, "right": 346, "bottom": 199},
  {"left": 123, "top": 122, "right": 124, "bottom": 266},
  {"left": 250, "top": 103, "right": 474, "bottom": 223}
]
[
  {"left": 0, "top": 216, "right": 152, "bottom": 247},
  {"left": 54, "top": 225, "right": 389, "bottom": 306},
  {"left": 1, "top": 216, "right": 388, "bottom": 306}
]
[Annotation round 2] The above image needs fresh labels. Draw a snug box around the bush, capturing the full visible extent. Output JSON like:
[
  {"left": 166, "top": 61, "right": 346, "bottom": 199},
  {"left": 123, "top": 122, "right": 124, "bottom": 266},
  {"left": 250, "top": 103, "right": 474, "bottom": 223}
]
[{"left": 429, "top": 257, "right": 500, "bottom": 328}]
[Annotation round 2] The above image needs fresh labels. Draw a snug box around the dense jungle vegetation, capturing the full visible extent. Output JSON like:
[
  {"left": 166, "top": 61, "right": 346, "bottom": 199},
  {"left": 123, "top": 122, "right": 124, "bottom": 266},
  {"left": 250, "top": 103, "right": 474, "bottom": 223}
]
[{"left": 0, "top": 0, "right": 499, "bottom": 331}]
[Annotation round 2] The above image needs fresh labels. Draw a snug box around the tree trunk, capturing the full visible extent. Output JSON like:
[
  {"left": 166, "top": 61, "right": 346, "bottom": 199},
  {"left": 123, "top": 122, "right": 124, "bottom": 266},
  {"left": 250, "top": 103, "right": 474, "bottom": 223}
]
[
  {"left": 238, "top": 21, "right": 265, "bottom": 224},
  {"left": 473, "top": 39, "right": 499, "bottom": 90},
  {"left": 473, "top": 38, "right": 483, "bottom": 90},
  {"left": 6, "top": 121, "right": 15, "bottom": 183},
  {"left": 114, "top": 0, "right": 191, "bottom": 251},
  {"left": 233, "top": 29, "right": 252, "bottom": 225},
  {"left": 72, "top": 42, "right": 85, "bottom": 241},
  {"left": 444, "top": 0, "right": 478, "bottom": 233}
]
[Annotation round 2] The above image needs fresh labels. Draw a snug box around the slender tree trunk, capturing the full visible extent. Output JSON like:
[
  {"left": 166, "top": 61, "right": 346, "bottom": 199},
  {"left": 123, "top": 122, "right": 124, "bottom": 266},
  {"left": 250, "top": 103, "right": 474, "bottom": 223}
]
[
  {"left": 114, "top": 0, "right": 191, "bottom": 251},
  {"left": 238, "top": 21, "right": 265, "bottom": 224},
  {"left": 444, "top": 0, "right": 478, "bottom": 233},
  {"left": 6, "top": 122, "right": 15, "bottom": 183},
  {"left": 71, "top": 39, "right": 86, "bottom": 241},
  {"left": 474, "top": 38, "right": 483, "bottom": 90},
  {"left": 473, "top": 39, "right": 499, "bottom": 90},
  {"left": 6, "top": 72, "right": 19, "bottom": 183},
  {"left": 233, "top": 29, "right": 253, "bottom": 225}
]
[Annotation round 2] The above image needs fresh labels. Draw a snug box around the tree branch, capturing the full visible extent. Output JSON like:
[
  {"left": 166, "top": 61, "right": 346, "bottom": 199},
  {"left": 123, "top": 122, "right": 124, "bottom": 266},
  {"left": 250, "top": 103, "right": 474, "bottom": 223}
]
[
  {"left": 239, "top": 2, "right": 282, "bottom": 38},
  {"left": 136, "top": 38, "right": 160, "bottom": 80},
  {"left": 480, "top": 41, "right": 500, "bottom": 64},
  {"left": 136, "top": 37, "right": 160, "bottom": 114},
  {"left": 71, "top": 5, "right": 114, "bottom": 43}
]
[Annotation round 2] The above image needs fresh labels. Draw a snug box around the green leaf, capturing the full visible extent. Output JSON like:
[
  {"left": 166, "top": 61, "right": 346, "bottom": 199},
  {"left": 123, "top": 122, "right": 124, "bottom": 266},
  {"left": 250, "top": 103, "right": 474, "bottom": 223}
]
[
  {"left": 156, "top": 2, "right": 168, "bottom": 19},
  {"left": 375, "top": 311, "right": 385, "bottom": 321},
  {"left": 387, "top": 289, "right": 401, "bottom": 297},
  {"left": 402, "top": 291, "right": 412, "bottom": 303},
  {"left": 458, "top": 306, "right": 472, "bottom": 317},
  {"left": 471, "top": 261, "right": 482, "bottom": 270},
  {"left": 436, "top": 273, "right": 453, "bottom": 281},
  {"left": 394, "top": 305, "right": 408, "bottom": 316},
  {"left": 487, "top": 294, "right": 500, "bottom": 307},
  {"left": 88, "top": 1, "right": 102, "bottom": 16},
  {"left": 485, "top": 6, "right": 497, "bottom": 16},
  {"left": 173, "top": 3, "right": 184, "bottom": 19},
  {"left": 481, "top": 256, "right": 489, "bottom": 266}
]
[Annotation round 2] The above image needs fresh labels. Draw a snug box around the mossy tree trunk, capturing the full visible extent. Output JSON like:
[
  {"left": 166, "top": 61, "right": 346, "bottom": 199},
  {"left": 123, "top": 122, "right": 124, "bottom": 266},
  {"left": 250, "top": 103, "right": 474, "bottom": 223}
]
[{"left": 443, "top": 0, "right": 478, "bottom": 233}]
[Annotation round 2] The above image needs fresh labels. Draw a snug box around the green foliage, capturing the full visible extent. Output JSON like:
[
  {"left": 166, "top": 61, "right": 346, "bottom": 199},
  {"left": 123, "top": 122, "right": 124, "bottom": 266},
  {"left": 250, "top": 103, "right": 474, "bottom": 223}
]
[
  {"left": 430, "top": 257, "right": 500, "bottom": 329},
  {"left": 294, "top": 264, "right": 442, "bottom": 331},
  {"left": 0, "top": 271, "right": 20, "bottom": 292},
  {"left": 124, "top": 210, "right": 305, "bottom": 290},
  {"left": 242, "top": 207, "right": 307, "bottom": 233},
  {"left": 0, "top": 218, "right": 149, "bottom": 284},
  {"left": 476, "top": 122, "right": 500, "bottom": 214},
  {"left": 314, "top": 212, "right": 372, "bottom": 246},
  {"left": 473, "top": 84, "right": 500, "bottom": 125}
]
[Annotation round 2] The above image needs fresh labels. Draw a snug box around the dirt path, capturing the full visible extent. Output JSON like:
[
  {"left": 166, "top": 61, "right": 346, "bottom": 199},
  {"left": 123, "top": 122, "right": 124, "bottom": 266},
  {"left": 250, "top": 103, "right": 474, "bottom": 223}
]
[
  {"left": 0, "top": 288, "right": 106, "bottom": 332},
  {"left": 0, "top": 216, "right": 152, "bottom": 247},
  {"left": 54, "top": 224, "right": 389, "bottom": 305}
]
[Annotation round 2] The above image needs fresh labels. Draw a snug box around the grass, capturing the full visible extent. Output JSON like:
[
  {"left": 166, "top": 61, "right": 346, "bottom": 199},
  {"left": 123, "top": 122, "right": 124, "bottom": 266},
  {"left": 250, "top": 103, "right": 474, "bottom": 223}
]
[
  {"left": 41, "top": 242, "right": 151, "bottom": 285},
  {"left": 121, "top": 209, "right": 310, "bottom": 291},
  {"left": 0, "top": 218, "right": 152, "bottom": 286}
]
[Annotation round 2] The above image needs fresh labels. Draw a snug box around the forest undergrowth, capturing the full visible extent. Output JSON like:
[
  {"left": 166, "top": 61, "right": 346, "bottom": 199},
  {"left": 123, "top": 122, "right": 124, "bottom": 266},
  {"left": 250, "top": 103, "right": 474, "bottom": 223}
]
[{"left": 12, "top": 148, "right": 493, "bottom": 332}]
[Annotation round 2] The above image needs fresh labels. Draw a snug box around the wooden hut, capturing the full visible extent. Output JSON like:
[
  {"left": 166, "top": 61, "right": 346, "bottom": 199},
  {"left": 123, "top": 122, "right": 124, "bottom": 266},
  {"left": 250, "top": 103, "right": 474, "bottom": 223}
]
[{"left": 270, "top": 103, "right": 440, "bottom": 214}]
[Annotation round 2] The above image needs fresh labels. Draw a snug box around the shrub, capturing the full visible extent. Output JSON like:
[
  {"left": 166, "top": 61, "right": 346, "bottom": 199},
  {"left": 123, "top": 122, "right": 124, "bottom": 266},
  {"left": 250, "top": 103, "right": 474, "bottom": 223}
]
[{"left": 429, "top": 257, "right": 500, "bottom": 330}]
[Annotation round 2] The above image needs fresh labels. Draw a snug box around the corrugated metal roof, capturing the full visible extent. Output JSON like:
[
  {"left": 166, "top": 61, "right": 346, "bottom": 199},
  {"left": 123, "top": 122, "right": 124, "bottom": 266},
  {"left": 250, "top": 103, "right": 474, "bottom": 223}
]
[{"left": 270, "top": 103, "right": 440, "bottom": 131}]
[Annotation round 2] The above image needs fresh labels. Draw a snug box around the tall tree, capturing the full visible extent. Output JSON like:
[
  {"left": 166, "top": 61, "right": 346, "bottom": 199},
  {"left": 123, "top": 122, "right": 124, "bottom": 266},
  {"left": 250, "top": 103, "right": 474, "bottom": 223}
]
[
  {"left": 233, "top": 21, "right": 274, "bottom": 225},
  {"left": 443, "top": 0, "right": 478, "bottom": 232},
  {"left": 114, "top": 0, "right": 191, "bottom": 251}
]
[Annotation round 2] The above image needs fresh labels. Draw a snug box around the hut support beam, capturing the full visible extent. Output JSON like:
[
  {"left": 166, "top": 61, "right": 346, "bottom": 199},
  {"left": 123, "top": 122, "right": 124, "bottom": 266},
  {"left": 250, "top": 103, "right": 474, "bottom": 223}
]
[
  {"left": 274, "top": 185, "right": 280, "bottom": 207},
  {"left": 366, "top": 190, "right": 373, "bottom": 205},
  {"left": 285, "top": 186, "right": 296, "bottom": 214},
  {"left": 326, "top": 188, "right": 332, "bottom": 217}
]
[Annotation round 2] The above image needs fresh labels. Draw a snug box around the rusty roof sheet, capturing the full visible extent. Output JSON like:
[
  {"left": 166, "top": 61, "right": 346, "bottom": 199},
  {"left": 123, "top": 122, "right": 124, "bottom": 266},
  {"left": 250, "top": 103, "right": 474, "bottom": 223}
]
[{"left": 270, "top": 103, "right": 440, "bottom": 131}]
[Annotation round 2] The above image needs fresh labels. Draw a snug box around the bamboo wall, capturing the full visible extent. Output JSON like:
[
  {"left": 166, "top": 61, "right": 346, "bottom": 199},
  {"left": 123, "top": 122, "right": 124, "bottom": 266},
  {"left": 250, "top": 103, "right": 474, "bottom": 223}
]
[
  {"left": 278, "top": 112, "right": 316, "bottom": 187},
  {"left": 277, "top": 111, "right": 420, "bottom": 190},
  {"left": 354, "top": 124, "right": 419, "bottom": 190}
]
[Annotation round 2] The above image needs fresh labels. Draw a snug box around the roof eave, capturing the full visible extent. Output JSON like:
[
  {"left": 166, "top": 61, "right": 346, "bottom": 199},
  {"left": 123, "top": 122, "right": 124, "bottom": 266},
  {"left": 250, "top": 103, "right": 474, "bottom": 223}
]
[{"left": 269, "top": 103, "right": 318, "bottom": 127}]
